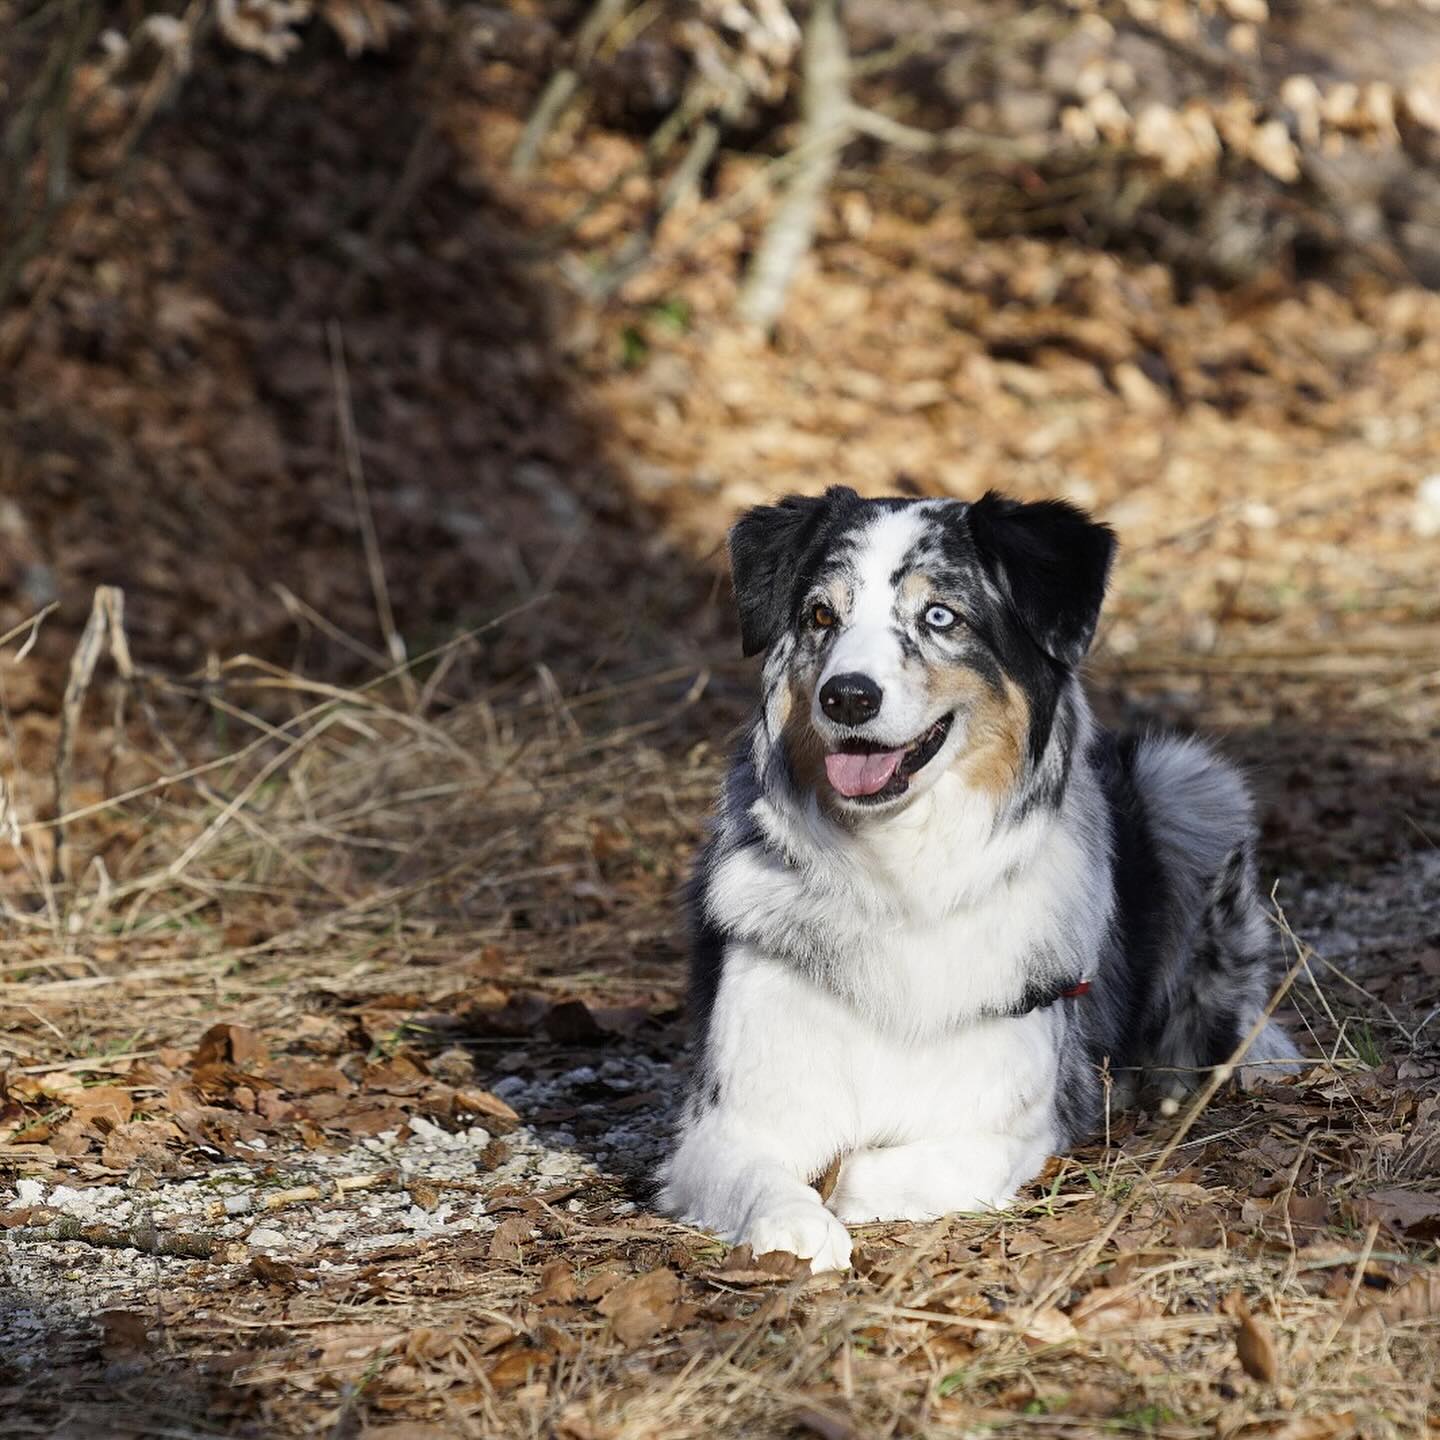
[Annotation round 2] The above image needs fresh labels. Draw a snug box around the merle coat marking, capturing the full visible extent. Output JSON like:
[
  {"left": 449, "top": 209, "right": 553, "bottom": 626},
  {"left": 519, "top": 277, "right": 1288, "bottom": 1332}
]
[{"left": 657, "top": 487, "right": 1298, "bottom": 1271}]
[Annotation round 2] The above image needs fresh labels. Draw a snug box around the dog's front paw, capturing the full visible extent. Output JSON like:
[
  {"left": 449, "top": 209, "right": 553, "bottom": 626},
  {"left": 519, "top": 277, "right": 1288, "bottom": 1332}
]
[{"left": 746, "top": 1201, "right": 852, "bottom": 1273}]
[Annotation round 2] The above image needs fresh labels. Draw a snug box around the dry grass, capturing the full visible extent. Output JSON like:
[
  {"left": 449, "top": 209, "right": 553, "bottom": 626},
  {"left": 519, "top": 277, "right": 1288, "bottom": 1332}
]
[
  {"left": 1, "top": 591, "right": 1437, "bottom": 1440},
  {"left": 4, "top": 13, "right": 1439, "bottom": 1431}
]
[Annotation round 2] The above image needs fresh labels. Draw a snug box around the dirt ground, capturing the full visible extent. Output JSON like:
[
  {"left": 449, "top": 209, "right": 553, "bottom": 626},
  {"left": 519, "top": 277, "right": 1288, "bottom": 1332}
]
[{"left": 2, "top": 19, "right": 1439, "bottom": 1440}]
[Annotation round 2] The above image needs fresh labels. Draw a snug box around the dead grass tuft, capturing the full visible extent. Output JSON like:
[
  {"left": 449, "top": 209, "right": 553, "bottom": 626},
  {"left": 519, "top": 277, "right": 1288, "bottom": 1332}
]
[{"left": 0, "top": 594, "right": 1437, "bottom": 1439}]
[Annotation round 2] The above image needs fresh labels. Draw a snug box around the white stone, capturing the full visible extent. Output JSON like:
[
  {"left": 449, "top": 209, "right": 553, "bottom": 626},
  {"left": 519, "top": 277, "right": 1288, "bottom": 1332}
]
[
  {"left": 247, "top": 1227, "right": 286, "bottom": 1248},
  {"left": 1412, "top": 474, "right": 1440, "bottom": 538},
  {"left": 406, "top": 1115, "right": 451, "bottom": 1145}
]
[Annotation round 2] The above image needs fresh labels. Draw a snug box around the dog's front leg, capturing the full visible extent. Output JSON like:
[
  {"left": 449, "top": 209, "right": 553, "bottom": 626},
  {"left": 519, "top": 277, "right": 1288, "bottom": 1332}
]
[
  {"left": 657, "top": 946, "right": 855, "bottom": 1272},
  {"left": 660, "top": 1109, "right": 853, "bottom": 1271}
]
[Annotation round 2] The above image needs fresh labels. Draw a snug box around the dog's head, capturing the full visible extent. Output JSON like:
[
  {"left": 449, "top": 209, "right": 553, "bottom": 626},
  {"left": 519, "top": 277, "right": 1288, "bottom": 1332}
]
[{"left": 730, "top": 487, "right": 1115, "bottom": 814}]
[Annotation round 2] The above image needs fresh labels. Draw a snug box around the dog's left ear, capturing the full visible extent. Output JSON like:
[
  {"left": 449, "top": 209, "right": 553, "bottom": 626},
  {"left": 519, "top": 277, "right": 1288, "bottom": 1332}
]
[{"left": 966, "top": 491, "right": 1116, "bottom": 667}]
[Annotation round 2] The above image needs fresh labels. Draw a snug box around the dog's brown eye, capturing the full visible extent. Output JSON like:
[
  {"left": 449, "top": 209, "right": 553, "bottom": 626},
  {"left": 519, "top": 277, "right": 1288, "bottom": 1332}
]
[{"left": 812, "top": 603, "right": 836, "bottom": 629}]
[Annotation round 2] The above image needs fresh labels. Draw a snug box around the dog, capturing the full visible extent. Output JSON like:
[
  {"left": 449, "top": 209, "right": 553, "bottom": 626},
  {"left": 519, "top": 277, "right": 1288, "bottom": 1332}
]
[{"left": 657, "top": 486, "right": 1298, "bottom": 1271}]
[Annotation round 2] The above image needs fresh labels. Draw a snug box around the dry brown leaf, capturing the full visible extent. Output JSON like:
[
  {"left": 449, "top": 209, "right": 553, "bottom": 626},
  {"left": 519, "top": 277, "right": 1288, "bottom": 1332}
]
[
  {"left": 1170, "top": 1205, "right": 1226, "bottom": 1248},
  {"left": 1285, "top": 1192, "right": 1330, "bottom": 1233},
  {"left": 451, "top": 1087, "right": 521, "bottom": 1125},
  {"left": 553, "top": 1404, "right": 616, "bottom": 1440},
  {"left": 324, "top": 1106, "right": 408, "bottom": 1136},
  {"left": 363, "top": 1425, "right": 457, "bottom": 1440},
  {"left": 1372, "top": 1272, "right": 1440, "bottom": 1324},
  {"left": 1347, "top": 1188, "right": 1440, "bottom": 1242},
  {"left": 488, "top": 1214, "right": 532, "bottom": 1261},
  {"left": 68, "top": 1085, "right": 134, "bottom": 1128},
  {"left": 487, "top": 1344, "right": 553, "bottom": 1392},
  {"left": 543, "top": 999, "right": 651, "bottom": 1043},
  {"left": 1235, "top": 1307, "right": 1280, "bottom": 1383},
  {"left": 533, "top": 1259, "right": 577, "bottom": 1305},
  {"left": 1022, "top": 1305, "right": 1077, "bottom": 1346},
  {"left": 576, "top": 1267, "right": 627, "bottom": 1302},
  {"left": 266, "top": 1059, "right": 353, "bottom": 1096},
  {"left": 1070, "top": 1289, "right": 1159, "bottom": 1333},
  {"left": 192, "top": 1023, "right": 267, "bottom": 1069},
  {"left": 362, "top": 1053, "right": 429, "bottom": 1094},
  {"left": 792, "top": 1405, "right": 857, "bottom": 1440},
  {"left": 249, "top": 1254, "right": 303, "bottom": 1289},
  {"left": 595, "top": 1268, "right": 680, "bottom": 1346},
  {"left": 34, "top": 1071, "right": 84, "bottom": 1100},
  {"left": 98, "top": 1309, "right": 150, "bottom": 1357},
  {"left": 313, "top": 1325, "right": 398, "bottom": 1377},
  {"left": 1238, "top": 1416, "right": 1359, "bottom": 1439},
  {"left": 100, "top": 1118, "right": 181, "bottom": 1171},
  {"left": 712, "top": 1244, "right": 806, "bottom": 1285},
  {"left": 811, "top": 1153, "right": 842, "bottom": 1202}
]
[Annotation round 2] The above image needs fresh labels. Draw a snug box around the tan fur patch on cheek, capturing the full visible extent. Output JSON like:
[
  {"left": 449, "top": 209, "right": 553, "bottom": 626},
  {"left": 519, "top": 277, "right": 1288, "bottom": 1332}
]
[
  {"left": 946, "top": 673, "right": 1031, "bottom": 798},
  {"left": 780, "top": 676, "right": 828, "bottom": 793}
]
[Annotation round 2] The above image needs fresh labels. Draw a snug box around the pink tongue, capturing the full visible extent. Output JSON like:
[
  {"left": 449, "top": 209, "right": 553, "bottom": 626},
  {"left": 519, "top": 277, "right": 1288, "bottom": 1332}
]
[{"left": 824, "top": 747, "right": 905, "bottom": 797}]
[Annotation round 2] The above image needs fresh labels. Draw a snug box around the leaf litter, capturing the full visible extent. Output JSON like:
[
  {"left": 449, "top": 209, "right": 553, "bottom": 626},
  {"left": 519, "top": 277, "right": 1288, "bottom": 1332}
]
[{"left": 1, "top": 10, "right": 1439, "bottom": 1439}]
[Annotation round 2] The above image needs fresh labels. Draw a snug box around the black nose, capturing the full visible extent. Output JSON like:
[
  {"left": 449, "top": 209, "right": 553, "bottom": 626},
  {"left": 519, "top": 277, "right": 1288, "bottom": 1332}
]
[{"left": 819, "top": 672, "right": 882, "bottom": 726}]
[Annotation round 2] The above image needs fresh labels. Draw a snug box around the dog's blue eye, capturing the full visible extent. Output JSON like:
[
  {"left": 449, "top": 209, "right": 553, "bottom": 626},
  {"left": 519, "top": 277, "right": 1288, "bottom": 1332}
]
[{"left": 925, "top": 604, "right": 957, "bottom": 630}]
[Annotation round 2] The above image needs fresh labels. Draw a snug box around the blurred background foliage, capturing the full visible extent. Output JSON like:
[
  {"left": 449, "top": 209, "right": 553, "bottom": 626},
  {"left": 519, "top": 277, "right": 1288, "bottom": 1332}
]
[{"left": 2, "top": 0, "right": 1439, "bottom": 740}]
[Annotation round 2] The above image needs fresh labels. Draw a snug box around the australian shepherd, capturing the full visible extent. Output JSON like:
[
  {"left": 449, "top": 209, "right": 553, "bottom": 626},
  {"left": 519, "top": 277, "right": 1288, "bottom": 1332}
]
[{"left": 658, "top": 486, "right": 1298, "bottom": 1271}]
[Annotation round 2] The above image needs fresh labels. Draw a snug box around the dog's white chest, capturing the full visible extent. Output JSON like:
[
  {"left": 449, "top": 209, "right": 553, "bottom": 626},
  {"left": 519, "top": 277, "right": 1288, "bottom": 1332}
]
[
  {"left": 839, "top": 991, "right": 1061, "bottom": 1144},
  {"left": 708, "top": 777, "right": 1105, "bottom": 1033},
  {"left": 704, "top": 941, "right": 1062, "bottom": 1157},
  {"left": 836, "top": 899, "right": 1047, "bottom": 1032}
]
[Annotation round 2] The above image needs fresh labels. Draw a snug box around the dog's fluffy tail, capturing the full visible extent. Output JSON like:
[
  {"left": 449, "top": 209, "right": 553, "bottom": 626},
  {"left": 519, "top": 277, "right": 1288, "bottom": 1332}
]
[{"left": 1130, "top": 736, "right": 1301, "bottom": 1094}]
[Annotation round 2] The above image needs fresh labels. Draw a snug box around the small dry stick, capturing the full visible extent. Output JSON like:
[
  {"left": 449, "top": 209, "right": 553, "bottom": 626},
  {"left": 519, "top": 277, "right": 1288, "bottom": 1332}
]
[
  {"left": 205, "top": 1170, "right": 392, "bottom": 1223},
  {"left": 510, "top": 0, "right": 631, "bottom": 177},
  {"left": 327, "top": 320, "right": 418, "bottom": 712},
  {"left": 10, "top": 1214, "right": 216, "bottom": 1259},
  {"left": 587, "top": 105, "right": 726, "bottom": 299},
  {"left": 51, "top": 586, "right": 133, "bottom": 888},
  {"left": 1308, "top": 1218, "right": 1380, "bottom": 1379},
  {"left": 846, "top": 104, "right": 1048, "bottom": 161},
  {"left": 0, "top": 601, "right": 58, "bottom": 657}
]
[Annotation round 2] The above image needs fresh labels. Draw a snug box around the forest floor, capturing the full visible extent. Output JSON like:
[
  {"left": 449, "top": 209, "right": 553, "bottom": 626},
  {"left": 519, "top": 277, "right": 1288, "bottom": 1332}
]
[{"left": 2, "top": 29, "right": 1439, "bottom": 1440}]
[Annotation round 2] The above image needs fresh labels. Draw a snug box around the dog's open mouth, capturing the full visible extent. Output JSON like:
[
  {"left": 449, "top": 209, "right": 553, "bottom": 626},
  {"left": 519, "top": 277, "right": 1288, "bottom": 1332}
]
[{"left": 823, "top": 713, "right": 954, "bottom": 801}]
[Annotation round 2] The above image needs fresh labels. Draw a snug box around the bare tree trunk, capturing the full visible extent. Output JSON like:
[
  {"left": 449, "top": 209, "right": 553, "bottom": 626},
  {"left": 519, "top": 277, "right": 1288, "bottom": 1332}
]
[{"left": 737, "top": 0, "right": 850, "bottom": 333}]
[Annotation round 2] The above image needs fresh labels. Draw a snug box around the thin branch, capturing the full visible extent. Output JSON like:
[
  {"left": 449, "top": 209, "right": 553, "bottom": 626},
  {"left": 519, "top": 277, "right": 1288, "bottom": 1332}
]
[
  {"left": 326, "top": 319, "right": 418, "bottom": 712},
  {"left": 585, "top": 106, "right": 725, "bottom": 300},
  {"left": 50, "top": 586, "right": 131, "bottom": 888},
  {"left": 737, "top": 0, "right": 850, "bottom": 333},
  {"left": 510, "top": 0, "right": 631, "bottom": 178},
  {"left": 847, "top": 104, "right": 1050, "bottom": 162}
]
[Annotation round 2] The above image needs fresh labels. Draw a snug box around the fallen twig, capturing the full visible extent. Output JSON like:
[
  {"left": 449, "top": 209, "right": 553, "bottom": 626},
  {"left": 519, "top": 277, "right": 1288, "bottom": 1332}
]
[
  {"left": 205, "top": 1170, "right": 394, "bottom": 1222},
  {"left": 51, "top": 586, "right": 133, "bottom": 889},
  {"left": 10, "top": 1214, "right": 217, "bottom": 1259}
]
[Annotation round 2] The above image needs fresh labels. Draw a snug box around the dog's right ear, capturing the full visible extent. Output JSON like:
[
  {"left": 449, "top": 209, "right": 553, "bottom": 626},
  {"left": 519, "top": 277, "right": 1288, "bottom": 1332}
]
[{"left": 729, "top": 487, "right": 856, "bottom": 657}]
